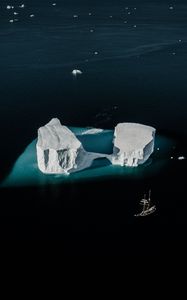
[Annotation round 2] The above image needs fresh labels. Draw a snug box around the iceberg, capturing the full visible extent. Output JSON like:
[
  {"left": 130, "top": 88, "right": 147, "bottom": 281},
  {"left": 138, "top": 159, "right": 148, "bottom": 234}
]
[
  {"left": 37, "top": 118, "right": 107, "bottom": 174},
  {"left": 1, "top": 126, "right": 174, "bottom": 188},
  {"left": 178, "top": 156, "right": 185, "bottom": 160},
  {"left": 111, "top": 123, "right": 155, "bottom": 167},
  {"left": 36, "top": 119, "right": 156, "bottom": 175},
  {"left": 72, "top": 69, "right": 82, "bottom": 76}
]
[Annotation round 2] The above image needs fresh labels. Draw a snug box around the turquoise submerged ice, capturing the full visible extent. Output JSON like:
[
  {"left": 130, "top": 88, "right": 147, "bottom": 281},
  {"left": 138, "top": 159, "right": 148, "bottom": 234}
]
[{"left": 1, "top": 121, "right": 174, "bottom": 187}]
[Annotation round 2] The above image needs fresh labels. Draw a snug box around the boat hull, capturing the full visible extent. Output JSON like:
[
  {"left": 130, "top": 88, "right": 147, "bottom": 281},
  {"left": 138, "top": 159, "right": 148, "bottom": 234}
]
[{"left": 134, "top": 205, "right": 156, "bottom": 217}]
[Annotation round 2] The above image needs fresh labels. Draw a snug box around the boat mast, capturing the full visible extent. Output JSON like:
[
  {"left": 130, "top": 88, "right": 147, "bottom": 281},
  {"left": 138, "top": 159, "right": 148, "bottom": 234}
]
[
  {"left": 142, "top": 193, "right": 147, "bottom": 212},
  {"left": 148, "top": 190, "right": 151, "bottom": 202}
]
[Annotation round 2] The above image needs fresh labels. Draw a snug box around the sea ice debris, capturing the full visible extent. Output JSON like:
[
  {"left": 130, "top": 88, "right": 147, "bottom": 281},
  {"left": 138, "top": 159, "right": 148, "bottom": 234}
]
[
  {"left": 178, "top": 156, "right": 185, "bottom": 160},
  {"left": 72, "top": 69, "right": 82, "bottom": 76},
  {"left": 37, "top": 118, "right": 82, "bottom": 174},
  {"left": 81, "top": 128, "right": 104, "bottom": 135}
]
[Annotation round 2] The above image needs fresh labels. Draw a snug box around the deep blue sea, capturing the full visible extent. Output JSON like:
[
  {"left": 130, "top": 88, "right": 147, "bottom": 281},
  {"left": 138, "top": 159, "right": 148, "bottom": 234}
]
[{"left": 0, "top": 0, "right": 187, "bottom": 255}]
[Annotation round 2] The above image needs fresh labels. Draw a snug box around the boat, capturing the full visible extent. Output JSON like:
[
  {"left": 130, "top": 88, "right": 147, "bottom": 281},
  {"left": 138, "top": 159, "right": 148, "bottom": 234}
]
[{"left": 134, "top": 190, "right": 156, "bottom": 217}]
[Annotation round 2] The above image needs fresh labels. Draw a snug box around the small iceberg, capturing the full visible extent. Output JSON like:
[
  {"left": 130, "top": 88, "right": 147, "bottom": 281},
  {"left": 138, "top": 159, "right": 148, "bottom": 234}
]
[
  {"left": 178, "top": 156, "right": 185, "bottom": 160},
  {"left": 72, "top": 69, "right": 82, "bottom": 76}
]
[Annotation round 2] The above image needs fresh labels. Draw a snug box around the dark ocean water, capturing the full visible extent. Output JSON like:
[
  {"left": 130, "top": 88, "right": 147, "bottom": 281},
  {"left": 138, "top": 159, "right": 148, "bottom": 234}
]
[{"left": 0, "top": 0, "right": 187, "bottom": 255}]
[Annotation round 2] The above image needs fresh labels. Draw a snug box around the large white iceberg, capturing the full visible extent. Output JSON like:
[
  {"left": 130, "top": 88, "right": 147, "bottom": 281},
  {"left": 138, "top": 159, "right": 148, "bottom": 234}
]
[
  {"left": 37, "top": 118, "right": 82, "bottom": 174},
  {"left": 36, "top": 118, "right": 107, "bottom": 174},
  {"left": 111, "top": 123, "right": 155, "bottom": 167},
  {"left": 36, "top": 119, "right": 155, "bottom": 174}
]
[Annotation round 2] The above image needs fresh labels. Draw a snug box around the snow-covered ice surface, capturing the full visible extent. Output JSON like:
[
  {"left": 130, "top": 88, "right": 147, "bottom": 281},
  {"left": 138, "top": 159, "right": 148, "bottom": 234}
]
[{"left": 111, "top": 123, "right": 155, "bottom": 167}]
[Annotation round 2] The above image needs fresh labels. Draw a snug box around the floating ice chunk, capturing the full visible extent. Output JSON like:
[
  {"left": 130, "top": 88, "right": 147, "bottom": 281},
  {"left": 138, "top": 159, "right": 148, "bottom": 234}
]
[
  {"left": 52, "top": 3, "right": 56, "bottom": 6},
  {"left": 81, "top": 128, "right": 104, "bottom": 135},
  {"left": 13, "top": 12, "right": 18, "bottom": 15},
  {"left": 73, "top": 14, "right": 78, "bottom": 18},
  {"left": 178, "top": 156, "right": 185, "bottom": 160},
  {"left": 94, "top": 51, "right": 99, "bottom": 55},
  {"left": 30, "top": 14, "right": 35, "bottom": 18},
  {"left": 72, "top": 69, "right": 82, "bottom": 76},
  {"left": 19, "top": 4, "right": 25, "bottom": 8},
  {"left": 111, "top": 123, "right": 156, "bottom": 167},
  {"left": 170, "top": 157, "right": 174, "bottom": 159},
  {"left": 7, "top": 5, "right": 14, "bottom": 9},
  {"left": 169, "top": 6, "right": 174, "bottom": 10},
  {"left": 9, "top": 19, "right": 14, "bottom": 23}
]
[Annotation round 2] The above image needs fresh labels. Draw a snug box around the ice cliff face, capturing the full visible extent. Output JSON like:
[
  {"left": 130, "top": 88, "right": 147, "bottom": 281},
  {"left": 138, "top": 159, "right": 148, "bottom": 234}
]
[
  {"left": 36, "top": 118, "right": 84, "bottom": 174},
  {"left": 111, "top": 123, "right": 155, "bottom": 167}
]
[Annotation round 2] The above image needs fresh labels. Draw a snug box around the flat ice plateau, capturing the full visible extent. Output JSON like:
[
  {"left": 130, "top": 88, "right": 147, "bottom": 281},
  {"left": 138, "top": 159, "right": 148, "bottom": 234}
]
[
  {"left": 37, "top": 119, "right": 155, "bottom": 174},
  {"left": 111, "top": 123, "right": 155, "bottom": 167}
]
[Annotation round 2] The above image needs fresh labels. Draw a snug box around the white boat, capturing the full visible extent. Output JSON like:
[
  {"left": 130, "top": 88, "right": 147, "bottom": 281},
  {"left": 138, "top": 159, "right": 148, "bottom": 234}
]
[{"left": 134, "top": 190, "right": 156, "bottom": 217}]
